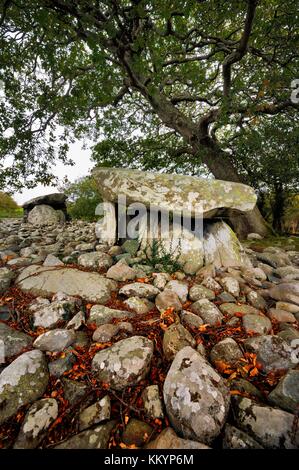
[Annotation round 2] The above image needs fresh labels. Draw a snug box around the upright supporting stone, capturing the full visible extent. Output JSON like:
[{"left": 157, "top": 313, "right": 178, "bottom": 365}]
[{"left": 95, "top": 201, "right": 117, "bottom": 246}]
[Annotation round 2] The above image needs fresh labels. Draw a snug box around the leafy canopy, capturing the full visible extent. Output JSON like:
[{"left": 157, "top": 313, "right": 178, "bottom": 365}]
[{"left": 0, "top": 0, "right": 298, "bottom": 190}]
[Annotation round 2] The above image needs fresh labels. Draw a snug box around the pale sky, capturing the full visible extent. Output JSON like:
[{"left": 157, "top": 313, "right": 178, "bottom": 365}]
[{"left": 14, "top": 141, "right": 94, "bottom": 205}]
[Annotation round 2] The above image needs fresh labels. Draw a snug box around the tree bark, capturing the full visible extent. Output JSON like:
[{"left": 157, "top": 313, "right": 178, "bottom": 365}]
[
  {"left": 191, "top": 140, "right": 271, "bottom": 238},
  {"left": 271, "top": 184, "right": 285, "bottom": 234}
]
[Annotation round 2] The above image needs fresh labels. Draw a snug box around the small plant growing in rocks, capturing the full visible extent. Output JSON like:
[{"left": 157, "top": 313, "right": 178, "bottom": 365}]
[{"left": 142, "top": 239, "right": 182, "bottom": 274}]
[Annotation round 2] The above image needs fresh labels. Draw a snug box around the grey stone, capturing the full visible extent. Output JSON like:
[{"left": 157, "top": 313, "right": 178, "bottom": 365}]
[
  {"left": 242, "top": 314, "right": 272, "bottom": 335},
  {"left": 153, "top": 272, "right": 171, "bottom": 290},
  {"left": 147, "top": 427, "right": 210, "bottom": 449},
  {"left": 121, "top": 239, "right": 140, "bottom": 256},
  {"left": 265, "top": 282, "right": 299, "bottom": 305},
  {"left": 244, "top": 335, "right": 295, "bottom": 374},
  {"left": 122, "top": 418, "right": 153, "bottom": 447},
  {"left": 88, "top": 305, "right": 135, "bottom": 326},
  {"left": 191, "top": 299, "right": 223, "bottom": 326},
  {"left": 267, "top": 308, "right": 296, "bottom": 323},
  {"left": 92, "top": 324, "right": 119, "bottom": 343},
  {"left": 268, "top": 370, "right": 299, "bottom": 413},
  {"left": 164, "top": 280, "right": 189, "bottom": 303},
  {"left": 180, "top": 310, "right": 204, "bottom": 329},
  {"left": 219, "top": 303, "right": 259, "bottom": 317},
  {"left": 123, "top": 296, "right": 154, "bottom": 314},
  {"left": 48, "top": 350, "right": 76, "bottom": 377},
  {"left": 0, "top": 323, "right": 32, "bottom": 362},
  {"left": 155, "top": 290, "right": 182, "bottom": 313},
  {"left": 17, "top": 265, "right": 117, "bottom": 303},
  {"left": 66, "top": 311, "right": 85, "bottom": 330},
  {"left": 142, "top": 385, "right": 164, "bottom": 420},
  {"left": 78, "top": 252, "right": 113, "bottom": 270},
  {"left": 216, "top": 292, "right": 236, "bottom": 303},
  {"left": 106, "top": 261, "right": 136, "bottom": 281},
  {"left": 33, "top": 329, "right": 76, "bottom": 352},
  {"left": 229, "top": 378, "right": 264, "bottom": 401},
  {"left": 32, "top": 297, "right": 78, "bottom": 329},
  {"left": 62, "top": 378, "right": 88, "bottom": 406},
  {"left": 232, "top": 397, "right": 299, "bottom": 448},
  {"left": 189, "top": 284, "right": 215, "bottom": 301},
  {"left": 0, "top": 350, "right": 49, "bottom": 424},
  {"left": 223, "top": 424, "right": 264, "bottom": 449},
  {"left": 55, "top": 421, "right": 116, "bottom": 449},
  {"left": 276, "top": 301, "right": 299, "bottom": 313},
  {"left": 277, "top": 327, "right": 299, "bottom": 345},
  {"left": 219, "top": 276, "right": 240, "bottom": 297},
  {"left": 163, "top": 346, "right": 230, "bottom": 445},
  {"left": 119, "top": 282, "right": 160, "bottom": 299},
  {"left": 43, "top": 254, "right": 64, "bottom": 266},
  {"left": 201, "top": 276, "right": 221, "bottom": 291},
  {"left": 0, "top": 267, "right": 14, "bottom": 294},
  {"left": 93, "top": 167, "right": 256, "bottom": 219},
  {"left": 92, "top": 336, "right": 154, "bottom": 390},
  {"left": 246, "top": 290, "right": 267, "bottom": 310},
  {"left": 210, "top": 338, "right": 243, "bottom": 368},
  {"left": 79, "top": 395, "right": 111, "bottom": 431},
  {"left": 14, "top": 398, "right": 58, "bottom": 449},
  {"left": 27, "top": 205, "right": 63, "bottom": 226},
  {"left": 163, "top": 324, "right": 196, "bottom": 362}
]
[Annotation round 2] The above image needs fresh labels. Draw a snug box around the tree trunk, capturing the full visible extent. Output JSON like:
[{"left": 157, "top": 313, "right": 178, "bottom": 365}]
[
  {"left": 271, "top": 185, "right": 285, "bottom": 234},
  {"left": 193, "top": 141, "right": 271, "bottom": 238}
]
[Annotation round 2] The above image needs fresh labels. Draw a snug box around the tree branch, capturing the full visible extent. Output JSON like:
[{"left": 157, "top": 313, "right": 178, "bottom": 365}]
[{"left": 222, "top": 0, "right": 258, "bottom": 98}]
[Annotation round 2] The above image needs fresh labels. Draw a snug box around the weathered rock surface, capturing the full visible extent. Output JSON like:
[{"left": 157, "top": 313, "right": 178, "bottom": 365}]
[
  {"left": 210, "top": 338, "right": 243, "bottom": 368},
  {"left": 33, "top": 329, "right": 76, "bottom": 352},
  {"left": 0, "top": 322, "right": 32, "bottom": 362},
  {"left": 189, "top": 284, "right": 215, "bottom": 301},
  {"left": 155, "top": 290, "right": 182, "bottom": 312},
  {"left": 242, "top": 314, "right": 272, "bottom": 335},
  {"left": 268, "top": 370, "right": 299, "bottom": 413},
  {"left": 88, "top": 305, "right": 135, "bottom": 326},
  {"left": 27, "top": 205, "right": 64, "bottom": 226},
  {"left": 163, "top": 346, "right": 230, "bottom": 444},
  {"left": 106, "top": 261, "right": 136, "bottom": 281},
  {"left": 191, "top": 299, "right": 223, "bottom": 325},
  {"left": 14, "top": 398, "right": 58, "bottom": 449},
  {"left": 78, "top": 252, "right": 113, "bottom": 270},
  {"left": 16, "top": 265, "right": 117, "bottom": 303},
  {"left": 232, "top": 397, "right": 299, "bottom": 448},
  {"left": 119, "top": 282, "right": 160, "bottom": 299},
  {"left": 92, "top": 336, "right": 154, "bottom": 390},
  {"left": 55, "top": 421, "right": 116, "bottom": 449},
  {"left": 0, "top": 350, "right": 49, "bottom": 424},
  {"left": 244, "top": 335, "right": 296, "bottom": 373},
  {"left": 147, "top": 427, "right": 210, "bottom": 449},
  {"left": 93, "top": 167, "right": 257, "bottom": 218},
  {"left": 0, "top": 267, "right": 14, "bottom": 294},
  {"left": 79, "top": 396, "right": 111, "bottom": 431},
  {"left": 142, "top": 385, "right": 164, "bottom": 420},
  {"left": 123, "top": 296, "right": 154, "bottom": 314},
  {"left": 163, "top": 324, "right": 196, "bottom": 361},
  {"left": 222, "top": 424, "right": 264, "bottom": 449},
  {"left": 122, "top": 418, "right": 153, "bottom": 447}
]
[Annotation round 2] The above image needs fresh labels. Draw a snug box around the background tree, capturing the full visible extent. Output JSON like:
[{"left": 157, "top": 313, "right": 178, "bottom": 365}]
[
  {"left": 228, "top": 114, "right": 299, "bottom": 233},
  {"left": 1, "top": 0, "right": 298, "bottom": 236},
  {"left": 62, "top": 176, "right": 102, "bottom": 221},
  {"left": 0, "top": 191, "right": 21, "bottom": 217}
]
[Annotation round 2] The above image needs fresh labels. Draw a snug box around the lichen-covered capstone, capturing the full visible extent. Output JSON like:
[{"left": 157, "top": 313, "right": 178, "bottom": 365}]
[
  {"left": 0, "top": 350, "right": 49, "bottom": 424},
  {"left": 93, "top": 167, "right": 257, "bottom": 218},
  {"left": 92, "top": 336, "right": 154, "bottom": 390}
]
